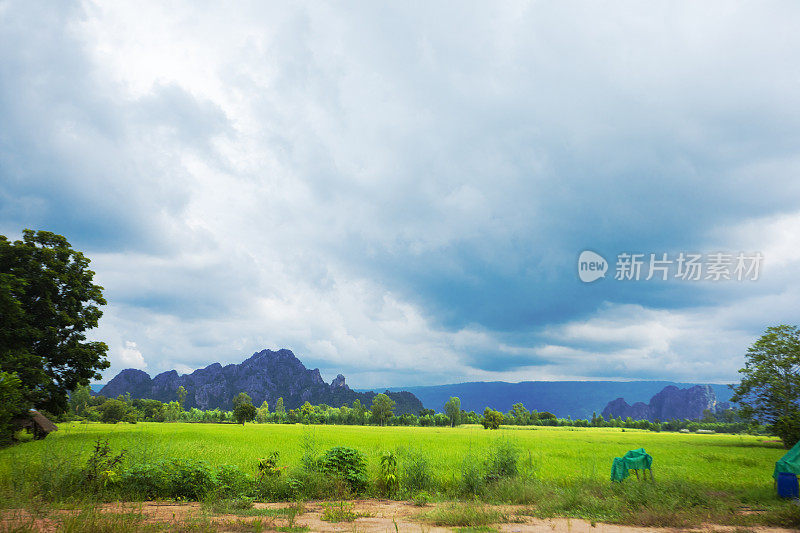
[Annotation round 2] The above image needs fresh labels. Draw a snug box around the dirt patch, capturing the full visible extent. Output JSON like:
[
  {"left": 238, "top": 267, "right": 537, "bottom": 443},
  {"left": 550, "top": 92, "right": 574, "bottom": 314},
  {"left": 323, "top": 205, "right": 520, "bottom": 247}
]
[{"left": 2, "top": 500, "right": 798, "bottom": 532}]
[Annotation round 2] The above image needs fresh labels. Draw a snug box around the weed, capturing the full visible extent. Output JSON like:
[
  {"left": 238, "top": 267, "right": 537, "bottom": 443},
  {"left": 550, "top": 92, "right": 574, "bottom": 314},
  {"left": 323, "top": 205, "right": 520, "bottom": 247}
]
[
  {"left": 484, "top": 439, "right": 519, "bottom": 483},
  {"left": 377, "top": 451, "right": 399, "bottom": 496},
  {"left": 320, "top": 501, "right": 368, "bottom": 522},
  {"left": 411, "top": 490, "right": 432, "bottom": 506},
  {"left": 460, "top": 454, "right": 484, "bottom": 496},
  {"left": 401, "top": 449, "right": 433, "bottom": 493},
  {"left": 420, "top": 502, "right": 505, "bottom": 527},
  {"left": 81, "top": 439, "right": 125, "bottom": 493}
]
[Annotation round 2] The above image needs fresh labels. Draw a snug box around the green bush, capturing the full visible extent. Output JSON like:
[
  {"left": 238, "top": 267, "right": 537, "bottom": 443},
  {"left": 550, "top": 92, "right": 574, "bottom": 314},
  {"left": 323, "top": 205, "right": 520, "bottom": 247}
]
[
  {"left": 401, "top": 449, "right": 433, "bottom": 493},
  {"left": 485, "top": 439, "right": 520, "bottom": 482},
  {"left": 119, "top": 459, "right": 215, "bottom": 500},
  {"left": 214, "top": 464, "right": 253, "bottom": 499},
  {"left": 320, "top": 446, "right": 368, "bottom": 494},
  {"left": 460, "top": 454, "right": 484, "bottom": 495}
]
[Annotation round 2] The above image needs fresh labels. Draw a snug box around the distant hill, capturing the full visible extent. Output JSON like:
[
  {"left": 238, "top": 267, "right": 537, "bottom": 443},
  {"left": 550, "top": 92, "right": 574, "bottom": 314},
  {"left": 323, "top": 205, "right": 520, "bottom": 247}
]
[
  {"left": 367, "top": 381, "right": 734, "bottom": 419},
  {"left": 602, "top": 384, "right": 731, "bottom": 421},
  {"left": 98, "top": 349, "right": 423, "bottom": 415}
]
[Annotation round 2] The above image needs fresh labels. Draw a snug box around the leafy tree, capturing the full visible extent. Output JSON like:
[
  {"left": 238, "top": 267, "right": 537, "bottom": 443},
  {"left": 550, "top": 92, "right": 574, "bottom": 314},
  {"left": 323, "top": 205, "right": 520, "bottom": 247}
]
[
  {"left": 69, "top": 384, "right": 92, "bottom": 417},
  {"left": 444, "top": 396, "right": 462, "bottom": 427},
  {"left": 731, "top": 324, "right": 800, "bottom": 448},
  {"left": 232, "top": 392, "right": 252, "bottom": 410},
  {"left": 0, "top": 230, "right": 109, "bottom": 414},
  {"left": 371, "top": 393, "right": 395, "bottom": 426},
  {"left": 98, "top": 399, "right": 131, "bottom": 423},
  {"left": 134, "top": 399, "right": 165, "bottom": 421},
  {"left": 509, "top": 402, "right": 530, "bottom": 425},
  {"left": 482, "top": 407, "right": 504, "bottom": 430},
  {"left": 275, "top": 397, "right": 286, "bottom": 419},
  {"left": 0, "top": 372, "right": 27, "bottom": 444},
  {"left": 352, "top": 399, "right": 366, "bottom": 424},
  {"left": 176, "top": 386, "right": 187, "bottom": 411},
  {"left": 256, "top": 400, "right": 270, "bottom": 423},
  {"left": 233, "top": 402, "right": 256, "bottom": 425}
]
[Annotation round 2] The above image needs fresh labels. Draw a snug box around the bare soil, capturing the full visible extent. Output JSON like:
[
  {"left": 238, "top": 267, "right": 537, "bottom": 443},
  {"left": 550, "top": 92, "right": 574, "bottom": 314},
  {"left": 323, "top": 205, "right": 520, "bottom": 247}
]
[{"left": 1, "top": 499, "right": 797, "bottom": 532}]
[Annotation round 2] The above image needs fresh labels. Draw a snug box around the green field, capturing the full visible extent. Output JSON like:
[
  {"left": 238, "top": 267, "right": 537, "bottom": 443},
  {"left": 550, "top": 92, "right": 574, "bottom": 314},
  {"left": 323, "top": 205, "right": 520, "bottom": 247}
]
[
  {"left": 0, "top": 422, "right": 796, "bottom": 527},
  {"left": 0, "top": 422, "right": 784, "bottom": 488}
]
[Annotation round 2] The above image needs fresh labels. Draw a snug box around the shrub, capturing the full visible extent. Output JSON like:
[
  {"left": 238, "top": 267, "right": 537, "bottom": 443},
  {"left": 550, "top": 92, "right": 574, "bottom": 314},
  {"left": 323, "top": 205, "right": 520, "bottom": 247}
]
[
  {"left": 214, "top": 464, "right": 253, "bottom": 499},
  {"left": 460, "top": 454, "right": 484, "bottom": 496},
  {"left": 81, "top": 439, "right": 125, "bottom": 492},
  {"left": 400, "top": 449, "right": 433, "bottom": 493},
  {"left": 119, "top": 459, "right": 215, "bottom": 500},
  {"left": 320, "top": 446, "right": 368, "bottom": 494},
  {"left": 257, "top": 452, "right": 282, "bottom": 480},
  {"left": 485, "top": 439, "right": 520, "bottom": 482}
]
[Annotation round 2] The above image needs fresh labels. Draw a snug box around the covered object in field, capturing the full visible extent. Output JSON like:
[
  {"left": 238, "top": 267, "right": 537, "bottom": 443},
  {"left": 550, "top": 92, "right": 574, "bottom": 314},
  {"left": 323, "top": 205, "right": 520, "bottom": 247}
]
[
  {"left": 12, "top": 410, "right": 58, "bottom": 440},
  {"left": 773, "top": 440, "right": 800, "bottom": 479},
  {"left": 611, "top": 448, "right": 653, "bottom": 481}
]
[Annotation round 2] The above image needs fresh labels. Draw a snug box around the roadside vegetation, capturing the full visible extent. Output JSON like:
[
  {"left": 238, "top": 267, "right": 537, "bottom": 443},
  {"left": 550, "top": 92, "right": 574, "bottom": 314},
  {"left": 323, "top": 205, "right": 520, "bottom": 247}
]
[{"left": 1, "top": 423, "right": 797, "bottom": 528}]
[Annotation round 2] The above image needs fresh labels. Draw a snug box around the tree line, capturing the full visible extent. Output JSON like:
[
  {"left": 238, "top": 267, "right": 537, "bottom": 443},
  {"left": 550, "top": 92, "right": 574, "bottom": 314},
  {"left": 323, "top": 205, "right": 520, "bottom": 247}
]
[{"left": 65, "top": 385, "right": 760, "bottom": 435}]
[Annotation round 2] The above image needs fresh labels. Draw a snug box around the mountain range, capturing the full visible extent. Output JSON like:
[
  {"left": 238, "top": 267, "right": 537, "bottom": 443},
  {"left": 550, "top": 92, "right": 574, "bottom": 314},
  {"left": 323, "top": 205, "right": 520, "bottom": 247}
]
[
  {"left": 602, "top": 384, "right": 731, "bottom": 421},
  {"left": 97, "top": 348, "right": 736, "bottom": 420},
  {"left": 369, "top": 381, "right": 734, "bottom": 419},
  {"left": 98, "top": 348, "right": 423, "bottom": 415}
]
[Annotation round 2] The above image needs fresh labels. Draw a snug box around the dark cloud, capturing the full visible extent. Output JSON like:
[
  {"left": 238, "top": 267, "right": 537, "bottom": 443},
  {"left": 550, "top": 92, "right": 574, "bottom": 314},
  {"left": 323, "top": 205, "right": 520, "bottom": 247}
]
[{"left": 2, "top": 1, "right": 799, "bottom": 384}]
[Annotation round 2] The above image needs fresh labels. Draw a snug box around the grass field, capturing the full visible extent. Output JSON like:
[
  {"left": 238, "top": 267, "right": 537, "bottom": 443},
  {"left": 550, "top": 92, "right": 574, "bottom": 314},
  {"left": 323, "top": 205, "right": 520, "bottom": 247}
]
[{"left": 1, "top": 423, "right": 796, "bottom": 528}]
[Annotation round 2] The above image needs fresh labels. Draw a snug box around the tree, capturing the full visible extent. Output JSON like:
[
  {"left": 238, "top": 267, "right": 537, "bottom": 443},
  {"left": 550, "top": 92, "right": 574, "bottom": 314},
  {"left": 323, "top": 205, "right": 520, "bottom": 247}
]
[
  {"left": 232, "top": 392, "right": 256, "bottom": 424},
  {"left": 482, "top": 407, "right": 504, "bottom": 430},
  {"left": 232, "top": 392, "right": 252, "bottom": 410},
  {"left": 275, "top": 397, "right": 286, "bottom": 419},
  {"left": 371, "top": 393, "right": 395, "bottom": 426},
  {"left": 256, "top": 400, "right": 270, "bottom": 423},
  {"left": 69, "top": 384, "right": 92, "bottom": 417},
  {"left": 176, "top": 386, "right": 187, "bottom": 411},
  {"left": 233, "top": 402, "right": 256, "bottom": 425},
  {"left": 98, "top": 398, "right": 131, "bottom": 424},
  {"left": 444, "top": 397, "right": 462, "bottom": 427},
  {"left": 0, "top": 230, "right": 109, "bottom": 414},
  {"left": 509, "top": 402, "right": 530, "bottom": 425},
  {"left": 731, "top": 325, "right": 800, "bottom": 448},
  {"left": 0, "top": 372, "right": 27, "bottom": 444},
  {"left": 352, "top": 399, "right": 366, "bottom": 424}
]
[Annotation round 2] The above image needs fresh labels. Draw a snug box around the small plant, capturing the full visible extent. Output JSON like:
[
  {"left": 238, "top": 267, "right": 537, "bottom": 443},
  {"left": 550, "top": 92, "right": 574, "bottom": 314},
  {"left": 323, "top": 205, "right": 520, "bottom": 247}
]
[
  {"left": 411, "top": 490, "right": 432, "bottom": 506},
  {"left": 378, "top": 451, "right": 399, "bottom": 496},
  {"left": 81, "top": 438, "right": 125, "bottom": 491},
  {"left": 321, "top": 501, "right": 368, "bottom": 522},
  {"left": 257, "top": 452, "right": 283, "bottom": 479},
  {"left": 420, "top": 502, "right": 505, "bottom": 527},
  {"left": 203, "top": 496, "right": 254, "bottom": 514}
]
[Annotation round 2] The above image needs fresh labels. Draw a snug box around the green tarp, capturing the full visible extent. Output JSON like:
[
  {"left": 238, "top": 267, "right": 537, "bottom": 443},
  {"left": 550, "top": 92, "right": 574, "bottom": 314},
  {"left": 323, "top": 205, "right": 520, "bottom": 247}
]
[
  {"left": 611, "top": 448, "right": 653, "bottom": 482},
  {"left": 773, "top": 440, "right": 800, "bottom": 480}
]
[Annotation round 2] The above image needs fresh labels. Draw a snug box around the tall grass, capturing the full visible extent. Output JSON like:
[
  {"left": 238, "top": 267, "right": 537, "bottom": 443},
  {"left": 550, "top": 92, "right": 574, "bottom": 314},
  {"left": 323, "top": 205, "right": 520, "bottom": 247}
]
[{"left": 0, "top": 422, "right": 793, "bottom": 526}]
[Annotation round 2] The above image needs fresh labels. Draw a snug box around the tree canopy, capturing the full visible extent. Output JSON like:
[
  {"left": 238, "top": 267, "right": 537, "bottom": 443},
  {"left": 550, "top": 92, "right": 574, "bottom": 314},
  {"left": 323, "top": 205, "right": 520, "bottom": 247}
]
[
  {"left": 731, "top": 324, "right": 800, "bottom": 448},
  {"left": 371, "top": 393, "right": 395, "bottom": 426},
  {"left": 0, "top": 230, "right": 109, "bottom": 415},
  {"left": 444, "top": 396, "right": 461, "bottom": 427}
]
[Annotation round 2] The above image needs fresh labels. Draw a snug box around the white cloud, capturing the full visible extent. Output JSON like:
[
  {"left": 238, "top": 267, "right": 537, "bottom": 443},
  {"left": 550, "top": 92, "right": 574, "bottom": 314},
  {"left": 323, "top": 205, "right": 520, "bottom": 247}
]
[
  {"left": 118, "top": 341, "right": 147, "bottom": 370},
  {"left": 4, "top": 1, "right": 800, "bottom": 387}
]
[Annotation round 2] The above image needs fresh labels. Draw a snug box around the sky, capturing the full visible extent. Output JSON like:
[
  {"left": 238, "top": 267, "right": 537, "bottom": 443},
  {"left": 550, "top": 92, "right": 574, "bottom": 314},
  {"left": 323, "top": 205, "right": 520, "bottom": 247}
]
[{"left": 2, "top": 1, "right": 799, "bottom": 387}]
